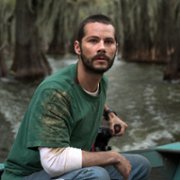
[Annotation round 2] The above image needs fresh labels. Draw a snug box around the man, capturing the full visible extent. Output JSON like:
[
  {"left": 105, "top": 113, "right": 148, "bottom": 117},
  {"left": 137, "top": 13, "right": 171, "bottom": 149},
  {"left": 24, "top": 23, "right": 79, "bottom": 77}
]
[{"left": 2, "top": 14, "right": 151, "bottom": 180}]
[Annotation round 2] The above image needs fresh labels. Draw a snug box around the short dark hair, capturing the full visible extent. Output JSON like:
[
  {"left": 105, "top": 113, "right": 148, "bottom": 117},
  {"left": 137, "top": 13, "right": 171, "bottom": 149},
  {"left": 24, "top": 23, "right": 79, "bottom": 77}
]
[{"left": 76, "top": 14, "right": 117, "bottom": 42}]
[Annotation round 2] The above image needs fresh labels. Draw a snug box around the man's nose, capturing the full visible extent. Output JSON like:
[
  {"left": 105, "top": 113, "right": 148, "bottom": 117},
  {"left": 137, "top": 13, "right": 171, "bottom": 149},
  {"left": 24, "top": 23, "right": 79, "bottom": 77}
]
[{"left": 97, "top": 41, "right": 106, "bottom": 53}]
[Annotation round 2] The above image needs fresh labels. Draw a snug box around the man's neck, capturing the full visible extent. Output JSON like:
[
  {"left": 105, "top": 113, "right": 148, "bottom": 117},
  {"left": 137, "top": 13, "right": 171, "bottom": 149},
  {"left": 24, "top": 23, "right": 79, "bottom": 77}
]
[{"left": 77, "top": 61, "right": 102, "bottom": 92}]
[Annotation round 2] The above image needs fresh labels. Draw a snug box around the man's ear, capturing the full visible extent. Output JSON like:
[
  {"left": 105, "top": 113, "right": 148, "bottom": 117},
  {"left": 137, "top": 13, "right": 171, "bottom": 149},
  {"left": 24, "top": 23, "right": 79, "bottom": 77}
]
[
  {"left": 74, "top": 40, "right": 81, "bottom": 55},
  {"left": 115, "top": 43, "right": 119, "bottom": 55}
]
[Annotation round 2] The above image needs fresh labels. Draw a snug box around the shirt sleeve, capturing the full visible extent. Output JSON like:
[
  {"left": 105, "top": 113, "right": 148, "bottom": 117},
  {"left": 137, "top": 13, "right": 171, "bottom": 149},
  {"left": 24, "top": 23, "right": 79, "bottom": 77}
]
[
  {"left": 39, "top": 147, "right": 82, "bottom": 177},
  {"left": 26, "top": 88, "right": 73, "bottom": 148}
]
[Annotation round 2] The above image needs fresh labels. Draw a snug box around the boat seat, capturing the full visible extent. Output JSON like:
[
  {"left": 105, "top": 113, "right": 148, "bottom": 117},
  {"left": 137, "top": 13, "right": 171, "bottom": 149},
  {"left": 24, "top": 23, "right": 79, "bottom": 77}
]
[{"left": 0, "top": 163, "right": 4, "bottom": 177}]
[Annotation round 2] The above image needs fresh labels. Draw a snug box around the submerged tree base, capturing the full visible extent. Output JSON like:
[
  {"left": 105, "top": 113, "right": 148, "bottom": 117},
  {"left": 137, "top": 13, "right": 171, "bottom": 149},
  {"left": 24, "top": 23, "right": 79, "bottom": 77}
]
[
  {"left": 163, "top": 66, "right": 180, "bottom": 83},
  {"left": 122, "top": 48, "right": 169, "bottom": 64},
  {"left": 0, "top": 53, "right": 8, "bottom": 78},
  {"left": 0, "top": 112, "right": 14, "bottom": 162},
  {"left": 122, "top": 48, "right": 180, "bottom": 82}
]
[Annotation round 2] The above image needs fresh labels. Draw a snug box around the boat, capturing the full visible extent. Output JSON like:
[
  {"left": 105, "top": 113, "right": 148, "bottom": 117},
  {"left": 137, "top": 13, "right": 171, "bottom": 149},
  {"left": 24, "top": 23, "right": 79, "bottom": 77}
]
[
  {"left": 0, "top": 142, "right": 180, "bottom": 179},
  {"left": 0, "top": 163, "right": 4, "bottom": 178},
  {"left": 126, "top": 142, "right": 180, "bottom": 180}
]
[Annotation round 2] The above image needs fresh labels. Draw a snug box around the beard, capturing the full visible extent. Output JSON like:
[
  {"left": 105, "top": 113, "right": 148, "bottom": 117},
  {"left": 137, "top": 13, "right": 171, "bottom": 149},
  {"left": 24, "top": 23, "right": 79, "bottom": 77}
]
[{"left": 80, "top": 50, "right": 116, "bottom": 75}]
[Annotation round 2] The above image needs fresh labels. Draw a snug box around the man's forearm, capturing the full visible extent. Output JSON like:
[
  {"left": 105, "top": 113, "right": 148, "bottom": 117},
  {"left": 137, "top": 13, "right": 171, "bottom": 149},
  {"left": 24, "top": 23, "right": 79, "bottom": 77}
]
[
  {"left": 82, "top": 150, "right": 119, "bottom": 167},
  {"left": 82, "top": 150, "right": 131, "bottom": 179}
]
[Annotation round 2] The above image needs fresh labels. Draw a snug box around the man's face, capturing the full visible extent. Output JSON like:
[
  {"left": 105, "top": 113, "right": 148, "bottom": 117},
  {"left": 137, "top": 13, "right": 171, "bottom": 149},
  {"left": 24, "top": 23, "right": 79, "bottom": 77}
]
[{"left": 75, "top": 22, "right": 117, "bottom": 74}]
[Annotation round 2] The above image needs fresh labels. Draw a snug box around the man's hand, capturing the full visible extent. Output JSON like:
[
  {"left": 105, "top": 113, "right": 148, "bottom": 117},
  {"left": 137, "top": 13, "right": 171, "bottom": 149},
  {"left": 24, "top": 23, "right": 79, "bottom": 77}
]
[
  {"left": 114, "top": 153, "right": 132, "bottom": 180},
  {"left": 108, "top": 112, "right": 128, "bottom": 136}
]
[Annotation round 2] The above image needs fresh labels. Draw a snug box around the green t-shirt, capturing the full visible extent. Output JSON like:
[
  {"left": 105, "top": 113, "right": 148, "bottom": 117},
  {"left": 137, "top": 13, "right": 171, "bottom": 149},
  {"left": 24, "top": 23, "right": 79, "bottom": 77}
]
[{"left": 2, "top": 63, "right": 107, "bottom": 180}]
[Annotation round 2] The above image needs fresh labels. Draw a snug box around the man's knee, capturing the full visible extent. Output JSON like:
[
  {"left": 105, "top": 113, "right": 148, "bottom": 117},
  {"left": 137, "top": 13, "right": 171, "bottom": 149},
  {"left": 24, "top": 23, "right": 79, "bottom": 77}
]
[
  {"left": 131, "top": 154, "right": 151, "bottom": 179},
  {"left": 135, "top": 154, "right": 151, "bottom": 171},
  {"left": 123, "top": 154, "right": 151, "bottom": 179},
  {"left": 87, "top": 166, "right": 111, "bottom": 180},
  {"left": 138, "top": 155, "right": 151, "bottom": 178}
]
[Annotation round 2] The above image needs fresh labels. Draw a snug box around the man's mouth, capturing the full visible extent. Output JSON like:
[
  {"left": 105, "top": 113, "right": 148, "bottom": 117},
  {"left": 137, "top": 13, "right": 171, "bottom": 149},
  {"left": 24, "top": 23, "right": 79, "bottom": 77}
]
[
  {"left": 97, "top": 56, "right": 106, "bottom": 60},
  {"left": 93, "top": 54, "right": 109, "bottom": 61}
]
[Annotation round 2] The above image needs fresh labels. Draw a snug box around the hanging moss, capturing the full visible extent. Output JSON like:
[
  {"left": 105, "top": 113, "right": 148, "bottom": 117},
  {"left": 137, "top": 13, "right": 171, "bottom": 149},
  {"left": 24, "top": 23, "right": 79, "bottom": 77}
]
[{"left": 1, "top": 0, "right": 180, "bottom": 81}]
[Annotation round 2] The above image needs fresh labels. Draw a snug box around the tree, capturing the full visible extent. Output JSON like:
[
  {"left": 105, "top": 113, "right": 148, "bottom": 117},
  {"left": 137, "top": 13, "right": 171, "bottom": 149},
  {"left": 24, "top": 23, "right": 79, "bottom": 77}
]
[
  {"left": 118, "top": 0, "right": 180, "bottom": 81},
  {"left": 11, "top": 0, "right": 51, "bottom": 82},
  {"left": 47, "top": 0, "right": 115, "bottom": 55},
  {"left": 2, "top": 0, "right": 179, "bottom": 82},
  {"left": 47, "top": 1, "right": 79, "bottom": 55},
  {"left": 163, "top": 0, "right": 180, "bottom": 81},
  {"left": 0, "top": 50, "right": 7, "bottom": 77},
  {"left": 0, "top": 0, "right": 15, "bottom": 78}
]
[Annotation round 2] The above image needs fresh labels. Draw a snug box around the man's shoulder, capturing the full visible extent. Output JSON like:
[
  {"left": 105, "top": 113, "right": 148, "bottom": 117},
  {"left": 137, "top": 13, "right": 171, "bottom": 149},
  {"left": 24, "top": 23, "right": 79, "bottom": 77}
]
[
  {"left": 39, "top": 64, "right": 77, "bottom": 89},
  {"left": 47, "top": 63, "right": 76, "bottom": 81},
  {"left": 101, "top": 75, "right": 108, "bottom": 86}
]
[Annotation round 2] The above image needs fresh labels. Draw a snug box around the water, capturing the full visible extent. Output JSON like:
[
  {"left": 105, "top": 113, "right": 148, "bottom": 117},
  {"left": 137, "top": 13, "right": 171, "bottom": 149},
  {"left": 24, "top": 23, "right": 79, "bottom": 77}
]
[
  {"left": 0, "top": 56, "right": 180, "bottom": 158},
  {"left": 106, "top": 60, "right": 180, "bottom": 151}
]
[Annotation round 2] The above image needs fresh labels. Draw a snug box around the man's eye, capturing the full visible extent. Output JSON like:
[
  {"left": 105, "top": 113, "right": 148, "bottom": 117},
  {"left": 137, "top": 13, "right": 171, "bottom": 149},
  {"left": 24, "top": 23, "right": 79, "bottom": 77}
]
[
  {"left": 89, "top": 39, "right": 98, "bottom": 43},
  {"left": 105, "top": 40, "right": 114, "bottom": 44}
]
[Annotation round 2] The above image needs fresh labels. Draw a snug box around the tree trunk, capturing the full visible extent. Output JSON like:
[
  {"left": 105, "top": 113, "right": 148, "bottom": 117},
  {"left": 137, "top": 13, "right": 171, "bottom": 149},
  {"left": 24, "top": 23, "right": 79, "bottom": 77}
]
[
  {"left": 48, "top": 9, "right": 66, "bottom": 55},
  {"left": 163, "top": 0, "right": 180, "bottom": 82},
  {"left": 0, "top": 50, "right": 7, "bottom": 77},
  {"left": 119, "top": 1, "right": 170, "bottom": 64},
  {"left": 11, "top": 0, "right": 51, "bottom": 82},
  {"left": 163, "top": 31, "right": 180, "bottom": 81},
  {"left": 0, "top": 0, "right": 13, "bottom": 78},
  {"left": 47, "top": 1, "right": 79, "bottom": 55}
]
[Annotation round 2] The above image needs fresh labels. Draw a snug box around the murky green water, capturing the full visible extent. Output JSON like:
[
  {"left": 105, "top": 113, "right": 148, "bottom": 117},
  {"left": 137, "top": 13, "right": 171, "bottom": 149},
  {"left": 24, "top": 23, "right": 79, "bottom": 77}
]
[
  {"left": 106, "top": 60, "right": 180, "bottom": 151},
  {"left": 0, "top": 56, "right": 179, "bottom": 157}
]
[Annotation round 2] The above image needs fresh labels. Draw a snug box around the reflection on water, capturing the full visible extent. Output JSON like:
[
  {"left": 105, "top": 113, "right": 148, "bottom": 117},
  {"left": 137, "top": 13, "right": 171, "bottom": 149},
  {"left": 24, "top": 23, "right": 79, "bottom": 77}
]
[
  {"left": 106, "top": 60, "right": 180, "bottom": 151},
  {"left": 1, "top": 56, "right": 180, "bottom": 152}
]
